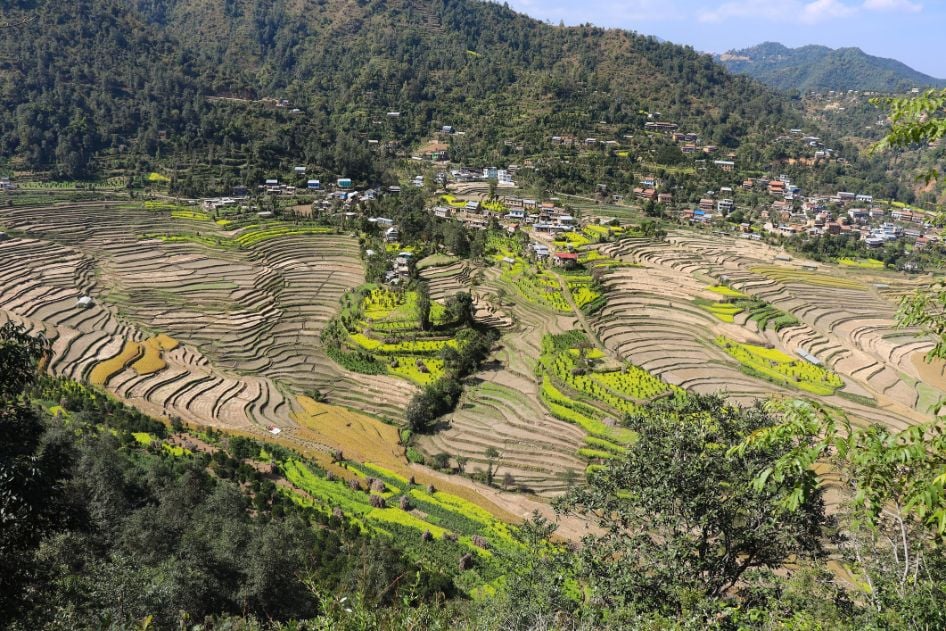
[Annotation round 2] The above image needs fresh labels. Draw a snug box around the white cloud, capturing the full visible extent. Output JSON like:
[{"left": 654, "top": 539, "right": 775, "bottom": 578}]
[
  {"left": 699, "top": 0, "right": 887, "bottom": 23},
  {"left": 863, "top": 0, "right": 923, "bottom": 12},
  {"left": 698, "top": 0, "right": 787, "bottom": 23},
  {"left": 800, "top": 0, "right": 857, "bottom": 23}
]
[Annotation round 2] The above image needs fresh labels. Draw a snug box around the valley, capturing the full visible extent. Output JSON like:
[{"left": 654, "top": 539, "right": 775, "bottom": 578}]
[{"left": 2, "top": 0, "right": 945, "bottom": 627}]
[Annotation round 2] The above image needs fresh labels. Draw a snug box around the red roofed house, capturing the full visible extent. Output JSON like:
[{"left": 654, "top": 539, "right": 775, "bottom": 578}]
[{"left": 553, "top": 252, "right": 579, "bottom": 269}]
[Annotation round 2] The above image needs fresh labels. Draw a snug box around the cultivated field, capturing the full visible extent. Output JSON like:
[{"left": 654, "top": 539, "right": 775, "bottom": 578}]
[
  {"left": 6, "top": 202, "right": 942, "bottom": 509},
  {"left": 417, "top": 241, "right": 604, "bottom": 496},
  {"left": 0, "top": 202, "right": 415, "bottom": 435},
  {"left": 595, "top": 232, "right": 944, "bottom": 430},
  {"left": 0, "top": 201, "right": 597, "bottom": 529}
]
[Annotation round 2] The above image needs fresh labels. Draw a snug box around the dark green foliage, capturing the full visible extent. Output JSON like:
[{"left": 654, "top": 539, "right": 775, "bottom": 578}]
[
  {"left": 406, "top": 376, "right": 463, "bottom": 434},
  {"left": 0, "top": 0, "right": 204, "bottom": 179},
  {"left": 580, "top": 291, "right": 608, "bottom": 316},
  {"left": 1, "top": 0, "right": 804, "bottom": 190},
  {"left": 228, "top": 435, "right": 260, "bottom": 461},
  {"left": 445, "top": 291, "right": 475, "bottom": 327},
  {"left": 721, "top": 42, "right": 946, "bottom": 93},
  {"left": 325, "top": 346, "right": 387, "bottom": 375},
  {"left": 488, "top": 514, "right": 579, "bottom": 629},
  {"left": 417, "top": 281, "right": 432, "bottom": 332},
  {"left": 2, "top": 378, "right": 456, "bottom": 629},
  {"left": 556, "top": 394, "right": 826, "bottom": 619},
  {"left": 407, "top": 326, "right": 497, "bottom": 433},
  {"left": 0, "top": 322, "right": 49, "bottom": 399},
  {"left": 0, "top": 325, "right": 76, "bottom": 624}
]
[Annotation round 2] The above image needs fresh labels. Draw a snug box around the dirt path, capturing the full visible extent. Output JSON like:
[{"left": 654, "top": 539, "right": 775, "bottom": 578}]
[{"left": 555, "top": 272, "right": 607, "bottom": 352}]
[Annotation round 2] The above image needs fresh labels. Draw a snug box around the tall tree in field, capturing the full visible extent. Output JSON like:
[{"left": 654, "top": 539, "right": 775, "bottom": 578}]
[{"left": 416, "top": 281, "right": 432, "bottom": 332}]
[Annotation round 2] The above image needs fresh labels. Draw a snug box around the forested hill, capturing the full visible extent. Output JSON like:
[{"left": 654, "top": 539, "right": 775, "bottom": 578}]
[
  {"left": 0, "top": 0, "right": 800, "bottom": 181},
  {"left": 0, "top": 0, "right": 203, "bottom": 179},
  {"left": 719, "top": 42, "right": 946, "bottom": 93}
]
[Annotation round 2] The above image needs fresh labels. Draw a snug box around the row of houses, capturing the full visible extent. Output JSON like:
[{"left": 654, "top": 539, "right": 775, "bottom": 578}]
[
  {"left": 201, "top": 197, "right": 245, "bottom": 211},
  {"left": 644, "top": 121, "right": 679, "bottom": 133},
  {"left": 261, "top": 177, "right": 353, "bottom": 195}
]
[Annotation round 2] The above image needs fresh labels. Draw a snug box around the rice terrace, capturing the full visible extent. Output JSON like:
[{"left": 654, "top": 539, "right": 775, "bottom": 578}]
[
  {"left": 5, "top": 0, "right": 946, "bottom": 625},
  {"left": 3, "top": 199, "right": 944, "bottom": 517}
]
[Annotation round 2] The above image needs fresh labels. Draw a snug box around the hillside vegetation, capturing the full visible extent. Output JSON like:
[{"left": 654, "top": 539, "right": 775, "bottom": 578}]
[
  {"left": 1, "top": 0, "right": 798, "bottom": 185},
  {"left": 719, "top": 42, "right": 946, "bottom": 93}
]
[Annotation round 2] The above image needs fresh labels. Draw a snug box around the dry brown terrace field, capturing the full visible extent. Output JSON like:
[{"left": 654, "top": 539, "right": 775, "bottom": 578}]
[
  {"left": 417, "top": 262, "right": 589, "bottom": 498},
  {"left": 0, "top": 201, "right": 599, "bottom": 530},
  {"left": 0, "top": 202, "right": 416, "bottom": 439},
  {"left": 594, "top": 232, "right": 944, "bottom": 431}
]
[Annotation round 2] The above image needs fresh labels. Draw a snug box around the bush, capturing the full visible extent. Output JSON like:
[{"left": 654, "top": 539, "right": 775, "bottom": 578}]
[{"left": 406, "top": 447, "right": 426, "bottom": 464}]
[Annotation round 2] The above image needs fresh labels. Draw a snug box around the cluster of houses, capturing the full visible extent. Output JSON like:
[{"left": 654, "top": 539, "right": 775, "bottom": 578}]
[
  {"left": 757, "top": 188, "right": 937, "bottom": 248},
  {"left": 523, "top": 241, "right": 578, "bottom": 268},
  {"left": 256, "top": 175, "right": 380, "bottom": 203},
  {"left": 0, "top": 177, "right": 14, "bottom": 191},
  {"left": 669, "top": 130, "right": 727, "bottom": 158},
  {"left": 632, "top": 175, "right": 674, "bottom": 205},
  {"left": 550, "top": 136, "right": 622, "bottom": 149},
  {"left": 441, "top": 166, "right": 518, "bottom": 187},
  {"left": 429, "top": 195, "right": 578, "bottom": 234},
  {"left": 383, "top": 250, "right": 413, "bottom": 284},
  {"left": 669, "top": 164, "right": 939, "bottom": 251},
  {"left": 201, "top": 197, "right": 244, "bottom": 212}
]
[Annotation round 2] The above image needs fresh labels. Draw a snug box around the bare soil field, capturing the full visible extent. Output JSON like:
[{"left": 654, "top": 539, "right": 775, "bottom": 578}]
[{"left": 597, "top": 232, "right": 943, "bottom": 430}]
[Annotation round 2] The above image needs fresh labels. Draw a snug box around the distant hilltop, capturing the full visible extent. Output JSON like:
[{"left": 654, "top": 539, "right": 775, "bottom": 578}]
[{"left": 718, "top": 42, "right": 946, "bottom": 93}]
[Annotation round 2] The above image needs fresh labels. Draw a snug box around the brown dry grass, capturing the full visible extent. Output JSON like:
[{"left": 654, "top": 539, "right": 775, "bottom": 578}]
[{"left": 290, "top": 396, "right": 520, "bottom": 523}]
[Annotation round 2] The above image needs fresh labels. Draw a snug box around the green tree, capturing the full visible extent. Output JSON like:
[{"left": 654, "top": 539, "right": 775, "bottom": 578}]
[
  {"left": 873, "top": 89, "right": 946, "bottom": 176},
  {"left": 0, "top": 323, "right": 74, "bottom": 623},
  {"left": 556, "top": 394, "right": 825, "bottom": 617},
  {"left": 490, "top": 513, "right": 579, "bottom": 628},
  {"left": 735, "top": 399, "right": 946, "bottom": 628},
  {"left": 416, "top": 281, "right": 432, "bottom": 331},
  {"left": 445, "top": 291, "right": 474, "bottom": 327},
  {"left": 484, "top": 447, "right": 500, "bottom": 486}
]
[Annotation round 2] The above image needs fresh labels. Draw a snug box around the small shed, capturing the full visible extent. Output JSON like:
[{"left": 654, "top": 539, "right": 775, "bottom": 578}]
[{"left": 77, "top": 296, "right": 93, "bottom": 309}]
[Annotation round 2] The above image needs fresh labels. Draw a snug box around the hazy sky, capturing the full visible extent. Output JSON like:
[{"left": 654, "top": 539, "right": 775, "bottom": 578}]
[{"left": 504, "top": 0, "right": 946, "bottom": 77}]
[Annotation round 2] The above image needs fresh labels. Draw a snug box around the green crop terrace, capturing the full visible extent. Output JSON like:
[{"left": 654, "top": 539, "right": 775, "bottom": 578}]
[{"left": 536, "top": 331, "right": 679, "bottom": 465}]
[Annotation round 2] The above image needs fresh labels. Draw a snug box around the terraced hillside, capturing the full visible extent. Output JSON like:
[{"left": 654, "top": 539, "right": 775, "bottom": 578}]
[
  {"left": 0, "top": 202, "right": 416, "bottom": 432},
  {"left": 8, "top": 202, "right": 942, "bottom": 505},
  {"left": 416, "top": 236, "right": 618, "bottom": 497},
  {"left": 417, "top": 264, "right": 589, "bottom": 496},
  {"left": 596, "top": 233, "right": 944, "bottom": 431}
]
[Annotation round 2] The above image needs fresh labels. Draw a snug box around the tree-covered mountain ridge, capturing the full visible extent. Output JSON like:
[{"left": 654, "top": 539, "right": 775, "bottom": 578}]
[
  {"left": 719, "top": 41, "right": 946, "bottom": 93},
  {"left": 0, "top": 0, "right": 800, "bottom": 180}
]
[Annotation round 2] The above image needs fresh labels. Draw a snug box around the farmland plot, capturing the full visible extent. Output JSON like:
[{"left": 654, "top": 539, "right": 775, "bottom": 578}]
[
  {"left": 596, "top": 232, "right": 943, "bottom": 430},
  {"left": 0, "top": 202, "right": 414, "bottom": 431}
]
